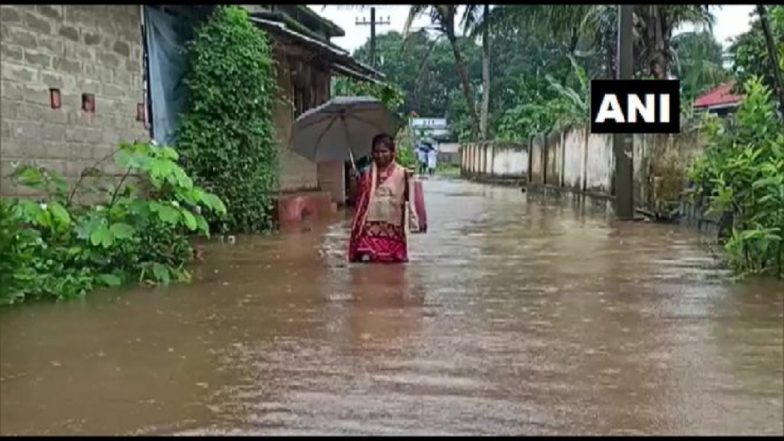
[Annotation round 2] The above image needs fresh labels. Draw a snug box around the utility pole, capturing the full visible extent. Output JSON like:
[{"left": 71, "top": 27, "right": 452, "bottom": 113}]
[
  {"left": 355, "top": 7, "right": 391, "bottom": 68},
  {"left": 614, "top": 4, "right": 635, "bottom": 220}
]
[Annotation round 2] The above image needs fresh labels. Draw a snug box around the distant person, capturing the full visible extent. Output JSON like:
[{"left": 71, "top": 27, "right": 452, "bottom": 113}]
[
  {"left": 348, "top": 133, "right": 424, "bottom": 263},
  {"left": 416, "top": 146, "right": 428, "bottom": 175},
  {"left": 427, "top": 148, "right": 438, "bottom": 176}
]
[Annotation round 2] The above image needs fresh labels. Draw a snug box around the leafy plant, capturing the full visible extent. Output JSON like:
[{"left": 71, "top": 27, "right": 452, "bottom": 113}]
[
  {"left": 393, "top": 128, "right": 419, "bottom": 170},
  {"left": 688, "top": 77, "right": 784, "bottom": 278},
  {"left": 728, "top": 5, "right": 784, "bottom": 102},
  {"left": 176, "top": 5, "right": 278, "bottom": 234},
  {"left": 495, "top": 56, "right": 589, "bottom": 144},
  {"left": 671, "top": 30, "right": 730, "bottom": 102},
  {"left": 3, "top": 141, "right": 227, "bottom": 305},
  {"left": 0, "top": 199, "right": 37, "bottom": 305},
  {"left": 544, "top": 53, "right": 590, "bottom": 130},
  {"left": 333, "top": 76, "right": 406, "bottom": 121}
]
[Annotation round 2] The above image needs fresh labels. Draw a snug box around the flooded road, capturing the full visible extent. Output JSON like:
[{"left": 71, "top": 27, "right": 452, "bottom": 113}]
[{"left": 1, "top": 178, "right": 782, "bottom": 435}]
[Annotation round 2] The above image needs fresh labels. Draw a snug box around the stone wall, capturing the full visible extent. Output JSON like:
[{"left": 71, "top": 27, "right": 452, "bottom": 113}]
[
  {"left": 1, "top": 5, "right": 342, "bottom": 202},
  {"left": 1, "top": 4, "right": 149, "bottom": 196}
]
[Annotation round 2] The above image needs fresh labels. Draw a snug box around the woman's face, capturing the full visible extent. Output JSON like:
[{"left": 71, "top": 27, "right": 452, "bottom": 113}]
[{"left": 372, "top": 143, "right": 394, "bottom": 168}]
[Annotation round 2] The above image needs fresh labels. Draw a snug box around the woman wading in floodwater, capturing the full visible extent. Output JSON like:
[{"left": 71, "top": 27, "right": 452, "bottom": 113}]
[{"left": 348, "top": 133, "right": 425, "bottom": 263}]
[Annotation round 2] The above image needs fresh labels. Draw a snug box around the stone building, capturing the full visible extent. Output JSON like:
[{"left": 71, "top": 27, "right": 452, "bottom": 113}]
[{"left": 0, "top": 4, "right": 381, "bottom": 225}]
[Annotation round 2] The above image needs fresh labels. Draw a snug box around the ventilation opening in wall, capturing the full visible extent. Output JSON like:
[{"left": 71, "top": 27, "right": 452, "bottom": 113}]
[
  {"left": 82, "top": 94, "right": 95, "bottom": 113},
  {"left": 49, "top": 88, "right": 61, "bottom": 109}
]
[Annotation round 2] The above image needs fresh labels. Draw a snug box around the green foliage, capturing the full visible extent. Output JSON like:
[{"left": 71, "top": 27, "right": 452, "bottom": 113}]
[
  {"left": 544, "top": 54, "right": 590, "bottom": 129},
  {"left": 352, "top": 30, "right": 481, "bottom": 122},
  {"left": 688, "top": 77, "right": 784, "bottom": 278},
  {"left": 496, "top": 55, "right": 589, "bottom": 142},
  {"left": 332, "top": 76, "right": 416, "bottom": 168},
  {"left": 1, "top": 142, "right": 226, "bottom": 306},
  {"left": 176, "top": 5, "right": 278, "bottom": 234},
  {"left": 672, "top": 30, "right": 731, "bottom": 102},
  {"left": 360, "top": 5, "right": 723, "bottom": 142},
  {"left": 446, "top": 89, "right": 478, "bottom": 143},
  {"left": 394, "top": 129, "right": 418, "bottom": 170},
  {"left": 0, "top": 199, "right": 37, "bottom": 305},
  {"left": 333, "top": 76, "right": 406, "bottom": 119},
  {"left": 728, "top": 5, "right": 784, "bottom": 99}
]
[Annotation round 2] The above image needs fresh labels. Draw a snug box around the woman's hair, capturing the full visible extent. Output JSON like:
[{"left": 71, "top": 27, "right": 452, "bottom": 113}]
[{"left": 372, "top": 133, "right": 395, "bottom": 151}]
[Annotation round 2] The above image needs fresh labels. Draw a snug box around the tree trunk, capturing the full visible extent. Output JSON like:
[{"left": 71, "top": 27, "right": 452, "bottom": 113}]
[
  {"left": 447, "top": 33, "right": 481, "bottom": 136},
  {"left": 568, "top": 26, "right": 580, "bottom": 55},
  {"left": 605, "top": 29, "right": 616, "bottom": 79},
  {"left": 757, "top": 4, "right": 784, "bottom": 118},
  {"left": 413, "top": 38, "right": 440, "bottom": 112},
  {"left": 648, "top": 5, "right": 669, "bottom": 79},
  {"left": 480, "top": 4, "right": 490, "bottom": 140}
]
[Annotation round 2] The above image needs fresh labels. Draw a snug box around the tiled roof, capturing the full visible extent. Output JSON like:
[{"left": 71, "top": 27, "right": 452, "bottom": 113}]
[{"left": 694, "top": 82, "right": 744, "bottom": 108}]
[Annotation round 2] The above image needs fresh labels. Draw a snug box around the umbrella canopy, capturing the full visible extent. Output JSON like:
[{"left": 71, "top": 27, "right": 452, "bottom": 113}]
[{"left": 289, "top": 96, "right": 402, "bottom": 166}]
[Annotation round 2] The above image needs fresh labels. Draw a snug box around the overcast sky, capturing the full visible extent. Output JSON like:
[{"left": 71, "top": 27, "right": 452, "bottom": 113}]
[{"left": 307, "top": 4, "right": 756, "bottom": 54}]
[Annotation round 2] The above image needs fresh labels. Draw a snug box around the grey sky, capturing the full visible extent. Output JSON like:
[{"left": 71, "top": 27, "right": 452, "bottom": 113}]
[{"left": 307, "top": 4, "right": 756, "bottom": 54}]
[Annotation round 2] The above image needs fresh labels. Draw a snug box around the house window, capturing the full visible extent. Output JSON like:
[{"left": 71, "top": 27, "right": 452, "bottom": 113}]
[
  {"left": 293, "top": 83, "right": 313, "bottom": 117},
  {"left": 294, "top": 85, "right": 305, "bottom": 116},
  {"left": 141, "top": 22, "right": 154, "bottom": 136}
]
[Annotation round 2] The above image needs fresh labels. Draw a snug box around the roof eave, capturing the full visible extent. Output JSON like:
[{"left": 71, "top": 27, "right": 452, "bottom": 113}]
[
  {"left": 694, "top": 102, "right": 741, "bottom": 111},
  {"left": 294, "top": 5, "right": 346, "bottom": 38},
  {"left": 250, "top": 17, "right": 385, "bottom": 83}
]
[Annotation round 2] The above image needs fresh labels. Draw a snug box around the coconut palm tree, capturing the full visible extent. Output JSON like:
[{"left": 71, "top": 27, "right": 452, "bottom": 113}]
[
  {"left": 461, "top": 4, "right": 491, "bottom": 140},
  {"left": 404, "top": 5, "right": 481, "bottom": 135},
  {"left": 671, "top": 30, "right": 729, "bottom": 100},
  {"left": 469, "top": 4, "right": 715, "bottom": 79},
  {"left": 634, "top": 5, "right": 715, "bottom": 79}
]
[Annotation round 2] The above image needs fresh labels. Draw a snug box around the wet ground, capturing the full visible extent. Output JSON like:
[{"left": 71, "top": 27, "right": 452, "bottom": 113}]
[{"left": 1, "top": 178, "right": 782, "bottom": 435}]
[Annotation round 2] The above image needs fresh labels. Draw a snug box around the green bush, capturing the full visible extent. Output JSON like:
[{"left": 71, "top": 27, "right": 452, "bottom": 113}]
[
  {"left": 728, "top": 6, "right": 784, "bottom": 100},
  {"left": 0, "top": 199, "right": 37, "bottom": 305},
  {"left": 333, "top": 77, "right": 406, "bottom": 120},
  {"left": 1, "top": 142, "right": 226, "bottom": 306},
  {"left": 176, "top": 6, "right": 278, "bottom": 233},
  {"left": 689, "top": 77, "right": 784, "bottom": 278},
  {"left": 396, "top": 142, "right": 418, "bottom": 169}
]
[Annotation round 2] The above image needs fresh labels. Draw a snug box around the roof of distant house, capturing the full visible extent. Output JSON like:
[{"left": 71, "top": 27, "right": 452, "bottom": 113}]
[{"left": 694, "top": 82, "right": 744, "bottom": 109}]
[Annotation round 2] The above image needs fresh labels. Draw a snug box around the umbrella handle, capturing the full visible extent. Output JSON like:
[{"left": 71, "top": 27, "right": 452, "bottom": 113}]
[{"left": 347, "top": 144, "right": 357, "bottom": 172}]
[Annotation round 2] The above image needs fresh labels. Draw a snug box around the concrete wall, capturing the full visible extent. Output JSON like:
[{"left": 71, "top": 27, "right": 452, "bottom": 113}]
[
  {"left": 585, "top": 132, "right": 614, "bottom": 194},
  {"left": 491, "top": 147, "right": 527, "bottom": 177},
  {"left": 1, "top": 4, "right": 149, "bottom": 196},
  {"left": 530, "top": 135, "right": 544, "bottom": 184},
  {"left": 460, "top": 123, "right": 708, "bottom": 215},
  {"left": 437, "top": 142, "right": 460, "bottom": 166},
  {"left": 562, "top": 127, "right": 586, "bottom": 191},
  {"left": 459, "top": 141, "right": 528, "bottom": 182},
  {"left": 545, "top": 131, "right": 561, "bottom": 187}
]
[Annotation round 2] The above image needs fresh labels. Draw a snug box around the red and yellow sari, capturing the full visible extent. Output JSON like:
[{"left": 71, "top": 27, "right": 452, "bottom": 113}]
[{"left": 348, "top": 162, "right": 411, "bottom": 263}]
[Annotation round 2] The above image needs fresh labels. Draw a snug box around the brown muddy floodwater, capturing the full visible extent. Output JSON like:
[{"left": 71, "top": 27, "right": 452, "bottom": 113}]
[{"left": 1, "top": 178, "right": 782, "bottom": 436}]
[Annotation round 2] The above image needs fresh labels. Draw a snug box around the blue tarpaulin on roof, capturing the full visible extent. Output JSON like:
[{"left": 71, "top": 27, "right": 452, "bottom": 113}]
[{"left": 143, "top": 6, "right": 189, "bottom": 146}]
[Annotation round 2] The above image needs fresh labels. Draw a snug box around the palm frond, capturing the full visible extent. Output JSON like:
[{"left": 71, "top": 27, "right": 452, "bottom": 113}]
[{"left": 403, "top": 5, "right": 429, "bottom": 37}]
